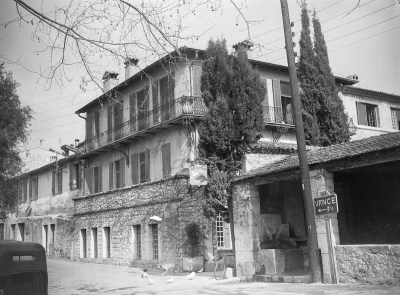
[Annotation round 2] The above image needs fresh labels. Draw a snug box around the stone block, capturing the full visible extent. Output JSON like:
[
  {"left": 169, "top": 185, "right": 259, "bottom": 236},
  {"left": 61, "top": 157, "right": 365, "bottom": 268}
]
[
  {"left": 258, "top": 249, "right": 285, "bottom": 274},
  {"left": 260, "top": 214, "right": 281, "bottom": 240}
]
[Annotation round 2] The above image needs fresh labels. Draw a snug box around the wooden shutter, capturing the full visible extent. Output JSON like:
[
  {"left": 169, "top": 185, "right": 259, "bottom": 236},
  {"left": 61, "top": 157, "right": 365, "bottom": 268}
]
[
  {"left": 86, "top": 167, "right": 93, "bottom": 194},
  {"left": 152, "top": 81, "right": 159, "bottom": 123},
  {"left": 109, "top": 162, "right": 114, "bottom": 190},
  {"left": 98, "top": 165, "right": 103, "bottom": 192},
  {"left": 35, "top": 178, "right": 38, "bottom": 199},
  {"left": 120, "top": 158, "right": 125, "bottom": 187},
  {"left": 86, "top": 113, "right": 93, "bottom": 139},
  {"left": 29, "top": 178, "right": 32, "bottom": 199},
  {"left": 69, "top": 164, "right": 73, "bottom": 190},
  {"left": 129, "top": 93, "right": 136, "bottom": 131},
  {"left": 145, "top": 150, "right": 150, "bottom": 182},
  {"left": 356, "top": 102, "right": 367, "bottom": 126},
  {"left": 94, "top": 111, "right": 100, "bottom": 136},
  {"left": 169, "top": 72, "right": 175, "bottom": 101},
  {"left": 162, "top": 143, "right": 171, "bottom": 178},
  {"left": 131, "top": 154, "right": 138, "bottom": 185},
  {"left": 272, "top": 79, "right": 282, "bottom": 109},
  {"left": 52, "top": 171, "right": 56, "bottom": 196},
  {"left": 107, "top": 106, "right": 112, "bottom": 142},
  {"left": 193, "top": 66, "right": 202, "bottom": 97},
  {"left": 260, "top": 77, "right": 269, "bottom": 106},
  {"left": 375, "top": 106, "right": 380, "bottom": 127}
]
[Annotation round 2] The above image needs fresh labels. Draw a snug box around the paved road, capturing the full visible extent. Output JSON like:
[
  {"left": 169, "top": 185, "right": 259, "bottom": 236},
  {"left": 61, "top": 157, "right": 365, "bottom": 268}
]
[{"left": 48, "top": 259, "right": 400, "bottom": 295}]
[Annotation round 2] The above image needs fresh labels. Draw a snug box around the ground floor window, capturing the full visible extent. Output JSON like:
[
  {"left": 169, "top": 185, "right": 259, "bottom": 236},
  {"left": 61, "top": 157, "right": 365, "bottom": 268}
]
[
  {"left": 151, "top": 224, "right": 159, "bottom": 260},
  {"left": 91, "top": 228, "right": 98, "bottom": 258},
  {"left": 103, "top": 227, "right": 111, "bottom": 258},
  {"left": 132, "top": 225, "right": 141, "bottom": 259},
  {"left": 80, "top": 229, "right": 87, "bottom": 258},
  {"left": 216, "top": 214, "right": 232, "bottom": 249}
]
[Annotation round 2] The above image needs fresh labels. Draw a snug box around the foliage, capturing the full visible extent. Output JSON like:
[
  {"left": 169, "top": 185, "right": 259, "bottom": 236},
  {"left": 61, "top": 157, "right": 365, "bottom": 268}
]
[
  {"left": 198, "top": 39, "right": 265, "bottom": 216},
  {"left": 184, "top": 222, "right": 204, "bottom": 257},
  {"left": 297, "top": 2, "right": 349, "bottom": 146},
  {"left": 312, "top": 11, "right": 350, "bottom": 145},
  {"left": 0, "top": 64, "right": 33, "bottom": 213}
]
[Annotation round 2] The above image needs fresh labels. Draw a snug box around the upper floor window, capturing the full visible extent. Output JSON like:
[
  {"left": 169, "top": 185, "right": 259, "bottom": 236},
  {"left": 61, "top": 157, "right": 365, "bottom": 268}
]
[
  {"left": 93, "top": 166, "right": 102, "bottom": 193},
  {"left": 52, "top": 168, "right": 63, "bottom": 195},
  {"left": 109, "top": 159, "right": 125, "bottom": 190},
  {"left": 29, "top": 176, "right": 39, "bottom": 200},
  {"left": 69, "top": 163, "right": 81, "bottom": 191},
  {"left": 131, "top": 150, "right": 150, "bottom": 184},
  {"left": 391, "top": 108, "right": 400, "bottom": 130},
  {"left": 356, "top": 102, "right": 379, "bottom": 127},
  {"left": 18, "top": 180, "right": 27, "bottom": 204}
]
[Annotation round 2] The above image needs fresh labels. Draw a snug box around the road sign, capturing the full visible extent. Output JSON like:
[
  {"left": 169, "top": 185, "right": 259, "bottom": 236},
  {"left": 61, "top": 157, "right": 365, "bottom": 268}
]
[{"left": 314, "top": 194, "right": 338, "bottom": 216}]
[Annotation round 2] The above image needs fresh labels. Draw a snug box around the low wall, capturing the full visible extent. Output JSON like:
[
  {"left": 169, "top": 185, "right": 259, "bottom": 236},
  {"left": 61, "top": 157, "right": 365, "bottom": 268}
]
[{"left": 335, "top": 245, "right": 400, "bottom": 285}]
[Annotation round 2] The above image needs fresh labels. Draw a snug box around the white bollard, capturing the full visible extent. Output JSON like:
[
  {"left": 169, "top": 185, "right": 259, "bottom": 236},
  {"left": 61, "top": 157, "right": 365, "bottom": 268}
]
[{"left": 225, "top": 267, "right": 233, "bottom": 279}]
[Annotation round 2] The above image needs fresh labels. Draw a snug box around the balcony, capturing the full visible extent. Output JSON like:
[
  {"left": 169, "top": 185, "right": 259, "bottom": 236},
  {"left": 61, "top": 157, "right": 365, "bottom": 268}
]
[
  {"left": 263, "top": 106, "right": 295, "bottom": 127},
  {"left": 82, "top": 96, "right": 206, "bottom": 154}
]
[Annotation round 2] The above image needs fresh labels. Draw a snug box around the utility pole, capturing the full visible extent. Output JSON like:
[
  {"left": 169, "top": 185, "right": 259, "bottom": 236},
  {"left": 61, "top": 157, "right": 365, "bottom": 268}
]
[{"left": 280, "top": 0, "right": 322, "bottom": 283}]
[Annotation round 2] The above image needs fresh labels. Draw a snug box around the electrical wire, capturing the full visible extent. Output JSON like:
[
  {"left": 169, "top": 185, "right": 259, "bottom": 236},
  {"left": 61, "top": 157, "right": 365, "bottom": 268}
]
[{"left": 26, "top": 88, "right": 97, "bottom": 107}]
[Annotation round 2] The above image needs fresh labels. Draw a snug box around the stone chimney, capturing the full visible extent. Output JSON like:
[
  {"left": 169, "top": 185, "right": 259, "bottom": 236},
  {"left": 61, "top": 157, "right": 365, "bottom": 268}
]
[
  {"left": 124, "top": 57, "right": 139, "bottom": 80},
  {"left": 102, "top": 71, "right": 119, "bottom": 93},
  {"left": 232, "top": 40, "right": 254, "bottom": 58},
  {"left": 346, "top": 74, "right": 359, "bottom": 81}
]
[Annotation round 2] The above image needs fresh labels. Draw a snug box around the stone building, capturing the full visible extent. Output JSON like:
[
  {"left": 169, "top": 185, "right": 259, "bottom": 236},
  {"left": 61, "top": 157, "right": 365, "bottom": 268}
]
[
  {"left": 232, "top": 131, "right": 400, "bottom": 285},
  {"left": 1, "top": 148, "right": 80, "bottom": 258}
]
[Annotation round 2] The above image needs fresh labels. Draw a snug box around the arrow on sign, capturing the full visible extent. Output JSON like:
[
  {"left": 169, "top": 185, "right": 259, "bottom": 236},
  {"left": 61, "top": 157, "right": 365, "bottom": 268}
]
[{"left": 318, "top": 208, "right": 327, "bottom": 213}]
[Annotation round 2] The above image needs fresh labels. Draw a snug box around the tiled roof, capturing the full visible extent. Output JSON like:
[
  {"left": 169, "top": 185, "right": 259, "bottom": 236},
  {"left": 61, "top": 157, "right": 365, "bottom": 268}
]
[
  {"left": 235, "top": 131, "right": 400, "bottom": 182},
  {"left": 342, "top": 86, "right": 400, "bottom": 101},
  {"left": 248, "top": 141, "right": 318, "bottom": 154}
]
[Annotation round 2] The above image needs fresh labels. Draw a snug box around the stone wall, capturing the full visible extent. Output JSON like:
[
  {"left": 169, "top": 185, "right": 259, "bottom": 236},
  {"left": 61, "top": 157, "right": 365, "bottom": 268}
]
[
  {"left": 232, "top": 182, "right": 260, "bottom": 279},
  {"left": 335, "top": 245, "right": 400, "bottom": 285},
  {"left": 72, "top": 176, "right": 213, "bottom": 268}
]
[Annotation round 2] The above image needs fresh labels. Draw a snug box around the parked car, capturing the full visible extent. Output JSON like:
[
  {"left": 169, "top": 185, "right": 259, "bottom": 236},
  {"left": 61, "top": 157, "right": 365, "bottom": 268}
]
[{"left": 0, "top": 241, "right": 48, "bottom": 295}]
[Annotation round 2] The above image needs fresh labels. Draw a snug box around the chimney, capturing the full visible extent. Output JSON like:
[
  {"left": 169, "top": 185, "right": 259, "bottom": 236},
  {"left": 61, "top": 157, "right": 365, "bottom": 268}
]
[
  {"left": 74, "top": 139, "right": 80, "bottom": 147},
  {"left": 346, "top": 74, "right": 359, "bottom": 81},
  {"left": 102, "top": 71, "right": 119, "bottom": 93},
  {"left": 232, "top": 40, "right": 254, "bottom": 58},
  {"left": 124, "top": 57, "right": 139, "bottom": 80}
]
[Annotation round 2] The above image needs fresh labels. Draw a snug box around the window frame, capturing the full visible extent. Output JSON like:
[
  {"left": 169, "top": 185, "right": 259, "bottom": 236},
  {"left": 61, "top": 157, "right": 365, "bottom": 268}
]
[{"left": 356, "top": 102, "right": 380, "bottom": 127}]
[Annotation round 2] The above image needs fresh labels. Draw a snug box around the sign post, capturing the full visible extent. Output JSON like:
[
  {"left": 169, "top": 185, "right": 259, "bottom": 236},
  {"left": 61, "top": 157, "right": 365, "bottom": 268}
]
[{"left": 314, "top": 191, "right": 339, "bottom": 284}]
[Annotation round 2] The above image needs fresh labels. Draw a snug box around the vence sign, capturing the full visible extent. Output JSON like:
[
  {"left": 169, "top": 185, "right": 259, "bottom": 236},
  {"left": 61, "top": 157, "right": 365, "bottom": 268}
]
[{"left": 314, "top": 194, "right": 338, "bottom": 216}]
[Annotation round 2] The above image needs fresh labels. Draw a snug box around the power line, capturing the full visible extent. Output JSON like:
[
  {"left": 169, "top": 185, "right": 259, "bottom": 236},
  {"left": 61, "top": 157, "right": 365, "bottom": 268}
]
[
  {"left": 26, "top": 88, "right": 97, "bottom": 107},
  {"left": 254, "top": 0, "right": 383, "bottom": 56},
  {"left": 34, "top": 100, "right": 89, "bottom": 115},
  {"left": 252, "top": 0, "right": 347, "bottom": 40},
  {"left": 327, "top": 14, "right": 400, "bottom": 43},
  {"left": 32, "top": 121, "right": 83, "bottom": 132}
]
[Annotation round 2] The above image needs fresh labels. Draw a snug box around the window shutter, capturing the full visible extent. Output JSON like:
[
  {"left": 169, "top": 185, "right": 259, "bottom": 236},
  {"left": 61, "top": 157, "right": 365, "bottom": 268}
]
[
  {"left": 120, "top": 158, "right": 125, "bottom": 187},
  {"left": 131, "top": 154, "right": 138, "bottom": 185},
  {"left": 86, "top": 113, "right": 93, "bottom": 139},
  {"left": 356, "top": 102, "right": 367, "bottom": 126},
  {"left": 107, "top": 106, "right": 112, "bottom": 142},
  {"left": 109, "top": 162, "right": 114, "bottom": 190},
  {"left": 94, "top": 111, "right": 100, "bottom": 136},
  {"left": 375, "top": 107, "right": 380, "bottom": 127},
  {"left": 35, "top": 178, "right": 38, "bottom": 199},
  {"left": 193, "top": 66, "right": 202, "bottom": 97},
  {"left": 86, "top": 167, "right": 93, "bottom": 194},
  {"left": 145, "top": 150, "right": 150, "bottom": 182},
  {"left": 152, "top": 81, "right": 159, "bottom": 123},
  {"left": 52, "top": 171, "right": 56, "bottom": 196},
  {"left": 260, "top": 77, "right": 269, "bottom": 106},
  {"left": 129, "top": 93, "right": 136, "bottom": 131},
  {"left": 272, "top": 79, "right": 282, "bottom": 109},
  {"left": 169, "top": 72, "right": 175, "bottom": 101},
  {"left": 69, "top": 164, "right": 73, "bottom": 190},
  {"left": 29, "top": 178, "right": 32, "bottom": 199},
  {"left": 162, "top": 143, "right": 171, "bottom": 178},
  {"left": 98, "top": 165, "right": 103, "bottom": 192}
]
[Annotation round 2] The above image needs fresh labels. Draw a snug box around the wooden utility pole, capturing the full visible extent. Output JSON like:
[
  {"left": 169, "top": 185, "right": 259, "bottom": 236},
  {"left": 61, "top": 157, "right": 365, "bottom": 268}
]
[{"left": 279, "top": 0, "right": 322, "bottom": 283}]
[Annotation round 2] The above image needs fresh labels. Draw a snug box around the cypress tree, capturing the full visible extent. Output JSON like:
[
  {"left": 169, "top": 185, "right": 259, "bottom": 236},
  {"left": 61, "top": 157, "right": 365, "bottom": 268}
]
[
  {"left": 297, "top": 2, "right": 320, "bottom": 145},
  {"left": 312, "top": 10, "right": 350, "bottom": 145}
]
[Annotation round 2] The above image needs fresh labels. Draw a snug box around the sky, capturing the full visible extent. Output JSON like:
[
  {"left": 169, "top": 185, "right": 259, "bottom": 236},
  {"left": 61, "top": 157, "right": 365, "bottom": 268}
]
[{"left": 0, "top": 0, "right": 399, "bottom": 152}]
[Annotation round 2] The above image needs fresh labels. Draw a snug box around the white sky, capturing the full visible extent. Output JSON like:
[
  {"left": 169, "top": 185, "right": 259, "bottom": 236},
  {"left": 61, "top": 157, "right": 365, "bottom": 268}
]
[{"left": 1, "top": 0, "right": 399, "bottom": 152}]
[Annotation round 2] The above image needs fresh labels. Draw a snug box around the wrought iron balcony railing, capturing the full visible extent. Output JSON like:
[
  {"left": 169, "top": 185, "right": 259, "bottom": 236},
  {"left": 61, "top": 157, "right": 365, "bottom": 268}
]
[
  {"left": 262, "top": 105, "right": 294, "bottom": 126},
  {"left": 83, "top": 96, "right": 206, "bottom": 153}
]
